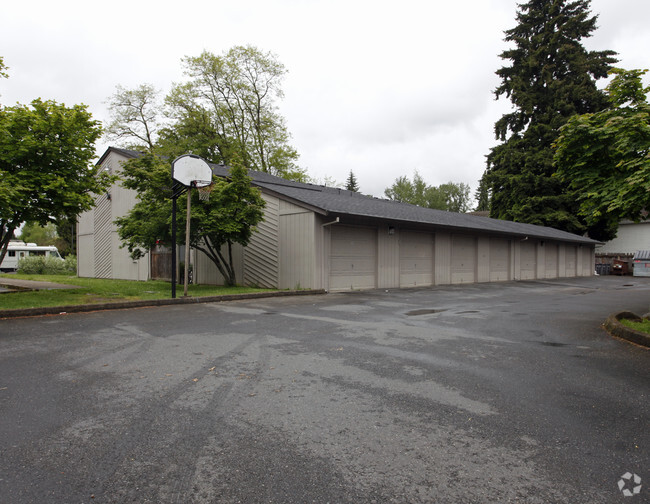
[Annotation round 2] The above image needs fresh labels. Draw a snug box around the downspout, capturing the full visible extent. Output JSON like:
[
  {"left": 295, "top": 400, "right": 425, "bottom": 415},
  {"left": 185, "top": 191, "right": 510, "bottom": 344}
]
[
  {"left": 321, "top": 217, "right": 339, "bottom": 292},
  {"left": 321, "top": 217, "right": 340, "bottom": 227}
]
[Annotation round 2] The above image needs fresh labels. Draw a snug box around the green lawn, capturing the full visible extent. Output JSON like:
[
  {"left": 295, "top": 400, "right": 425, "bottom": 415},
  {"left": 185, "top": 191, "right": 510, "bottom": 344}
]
[
  {"left": 620, "top": 317, "right": 650, "bottom": 335},
  {"left": 0, "top": 274, "right": 274, "bottom": 310}
]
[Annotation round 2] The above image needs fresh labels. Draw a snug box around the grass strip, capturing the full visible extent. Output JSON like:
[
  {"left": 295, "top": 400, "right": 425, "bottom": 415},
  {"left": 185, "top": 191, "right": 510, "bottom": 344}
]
[
  {"left": 0, "top": 274, "right": 274, "bottom": 310},
  {"left": 620, "top": 318, "right": 650, "bottom": 336}
]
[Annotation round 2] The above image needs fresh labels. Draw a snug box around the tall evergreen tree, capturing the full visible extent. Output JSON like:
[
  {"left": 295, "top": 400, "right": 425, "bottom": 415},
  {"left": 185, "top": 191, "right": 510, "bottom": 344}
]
[{"left": 481, "top": 0, "right": 616, "bottom": 238}]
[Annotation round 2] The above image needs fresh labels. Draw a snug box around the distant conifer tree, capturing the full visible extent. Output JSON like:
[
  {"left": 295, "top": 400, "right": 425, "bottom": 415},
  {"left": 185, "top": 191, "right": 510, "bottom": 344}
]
[{"left": 346, "top": 170, "right": 360, "bottom": 192}]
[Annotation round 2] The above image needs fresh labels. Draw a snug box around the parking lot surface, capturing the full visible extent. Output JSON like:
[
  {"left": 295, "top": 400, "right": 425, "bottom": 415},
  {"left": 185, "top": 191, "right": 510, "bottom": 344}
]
[{"left": 1, "top": 277, "right": 648, "bottom": 503}]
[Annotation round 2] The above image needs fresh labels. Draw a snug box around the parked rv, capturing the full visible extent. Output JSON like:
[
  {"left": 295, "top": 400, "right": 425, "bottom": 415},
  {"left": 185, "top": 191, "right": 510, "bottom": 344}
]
[{"left": 0, "top": 242, "right": 63, "bottom": 272}]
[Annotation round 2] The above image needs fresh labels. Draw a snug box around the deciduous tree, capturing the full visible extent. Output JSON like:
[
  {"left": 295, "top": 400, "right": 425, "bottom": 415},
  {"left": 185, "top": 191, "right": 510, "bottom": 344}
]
[
  {"left": 0, "top": 99, "right": 109, "bottom": 265},
  {"left": 115, "top": 154, "right": 265, "bottom": 286},
  {"left": 105, "top": 84, "right": 164, "bottom": 152},
  {"left": 554, "top": 68, "right": 650, "bottom": 231},
  {"left": 19, "top": 222, "right": 58, "bottom": 246},
  {"left": 384, "top": 172, "right": 471, "bottom": 213},
  {"left": 0, "top": 56, "right": 8, "bottom": 80},
  {"left": 165, "top": 46, "right": 304, "bottom": 180}
]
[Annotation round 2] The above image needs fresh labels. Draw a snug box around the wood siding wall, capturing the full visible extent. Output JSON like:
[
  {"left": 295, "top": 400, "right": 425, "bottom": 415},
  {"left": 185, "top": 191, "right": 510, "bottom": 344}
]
[
  {"left": 93, "top": 190, "right": 113, "bottom": 278},
  {"left": 279, "top": 200, "right": 315, "bottom": 289},
  {"left": 78, "top": 151, "right": 149, "bottom": 281},
  {"left": 244, "top": 193, "right": 280, "bottom": 288}
]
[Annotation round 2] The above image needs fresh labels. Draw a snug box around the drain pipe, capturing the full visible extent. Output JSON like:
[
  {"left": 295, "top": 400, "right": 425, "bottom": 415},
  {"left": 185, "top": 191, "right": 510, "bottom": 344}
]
[
  {"left": 321, "top": 217, "right": 339, "bottom": 293},
  {"left": 322, "top": 217, "right": 340, "bottom": 227}
]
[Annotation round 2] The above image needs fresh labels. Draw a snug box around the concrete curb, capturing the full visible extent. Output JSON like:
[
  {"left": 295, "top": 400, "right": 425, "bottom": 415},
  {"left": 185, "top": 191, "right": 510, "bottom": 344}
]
[
  {"left": 0, "top": 289, "right": 327, "bottom": 319},
  {"left": 603, "top": 311, "right": 650, "bottom": 348}
]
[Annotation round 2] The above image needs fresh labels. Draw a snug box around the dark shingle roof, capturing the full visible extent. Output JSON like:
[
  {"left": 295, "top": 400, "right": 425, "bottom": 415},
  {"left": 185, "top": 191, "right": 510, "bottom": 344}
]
[
  {"left": 211, "top": 164, "right": 597, "bottom": 245},
  {"left": 99, "top": 148, "right": 595, "bottom": 245},
  {"left": 97, "top": 147, "right": 142, "bottom": 165}
]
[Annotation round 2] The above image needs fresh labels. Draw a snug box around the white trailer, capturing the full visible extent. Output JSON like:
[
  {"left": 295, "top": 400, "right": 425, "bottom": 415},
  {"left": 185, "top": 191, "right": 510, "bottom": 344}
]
[{"left": 0, "top": 242, "right": 63, "bottom": 272}]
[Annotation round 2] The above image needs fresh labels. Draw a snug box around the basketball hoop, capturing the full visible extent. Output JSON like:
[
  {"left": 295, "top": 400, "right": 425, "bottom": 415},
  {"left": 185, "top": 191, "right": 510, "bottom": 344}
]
[
  {"left": 170, "top": 154, "right": 213, "bottom": 299},
  {"left": 197, "top": 182, "right": 214, "bottom": 201}
]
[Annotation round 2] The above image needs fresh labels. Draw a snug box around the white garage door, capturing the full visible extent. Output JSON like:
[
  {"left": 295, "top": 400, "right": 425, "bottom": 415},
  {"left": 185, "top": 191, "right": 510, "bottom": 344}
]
[
  {"left": 451, "top": 234, "right": 477, "bottom": 284},
  {"left": 565, "top": 246, "right": 577, "bottom": 277},
  {"left": 520, "top": 241, "right": 537, "bottom": 280},
  {"left": 330, "top": 226, "right": 377, "bottom": 290},
  {"left": 400, "top": 231, "right": 434, "bottom": 287},
  {"left": 489, "top": 237, "right": 510, "bottom": 282},
  {"left": 544, "top": 243, "right": 558, "bottom": 278}
]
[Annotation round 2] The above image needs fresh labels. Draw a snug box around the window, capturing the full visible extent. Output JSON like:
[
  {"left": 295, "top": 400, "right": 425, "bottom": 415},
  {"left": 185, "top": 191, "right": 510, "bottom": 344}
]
[{"left": 8, "top": 251, "right": 15, "bottom": 257}]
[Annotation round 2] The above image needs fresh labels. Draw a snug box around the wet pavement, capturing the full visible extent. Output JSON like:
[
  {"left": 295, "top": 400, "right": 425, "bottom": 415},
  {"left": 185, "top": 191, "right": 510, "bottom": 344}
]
[{"left": 0, "top": 276, "right": 648, "bottom": 503}]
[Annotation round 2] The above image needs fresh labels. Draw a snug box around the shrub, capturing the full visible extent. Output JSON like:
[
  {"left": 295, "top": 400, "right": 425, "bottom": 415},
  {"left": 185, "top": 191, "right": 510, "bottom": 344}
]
[{"left": 17, "top": 255, "right": 76, "bottom": 275}]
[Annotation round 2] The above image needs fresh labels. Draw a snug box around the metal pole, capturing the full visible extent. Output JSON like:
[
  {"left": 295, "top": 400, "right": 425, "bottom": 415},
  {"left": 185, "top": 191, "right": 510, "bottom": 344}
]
[
  {"left": 183, "top": 184, "right": 192, "bottom": 297},
  {"left": 171, "top": 195, "right": 177, "bottom": 299}
]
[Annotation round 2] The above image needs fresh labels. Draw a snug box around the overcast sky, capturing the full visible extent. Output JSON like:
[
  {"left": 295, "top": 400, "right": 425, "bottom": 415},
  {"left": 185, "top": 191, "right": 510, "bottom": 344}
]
[{"left": 2, "top": 0, "right": 648, "bottom": 200}]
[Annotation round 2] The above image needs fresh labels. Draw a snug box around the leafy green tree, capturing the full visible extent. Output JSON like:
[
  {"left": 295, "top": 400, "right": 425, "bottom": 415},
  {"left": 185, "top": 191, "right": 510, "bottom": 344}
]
[
  {"left": 481, "top": 0, "right": 616, "bottom": 237},
  {"left": 0, "top": 56, "right": 8, "bottom": 80},
  {"left": 19, "top": 222, "right": 58, "bottom": 245},
  {"left": 385, "top": 172, "right": 437, "bottom": 207},
  {"left": 106, "top": 46, "right": 306, "bottom": 181},
  {"left": 384, "top": 172, "right": 471, "bottom": 212},
  {"left": 439, "top": 182, "right": 472, "bottom": 213},
  {"left": 105, "top": 84, "right": 164, "bottom": 151},
  {"left": 165, "top": 46, "right": 304, "bottom": 180},
  {"left": 345, "top": 171, "right": 360, "bottom": 192},
  {"left": 554, "top": 68, "right": 650, "bottom": 231},
  {"left": 115, "top": 154, "right": 265, "bottom": 286},
  {"left": 0, "top": 99, "right": 110, "bottom": 266},
  {"left": 55, "top": 216, "right": 77, "bottom": 257}
]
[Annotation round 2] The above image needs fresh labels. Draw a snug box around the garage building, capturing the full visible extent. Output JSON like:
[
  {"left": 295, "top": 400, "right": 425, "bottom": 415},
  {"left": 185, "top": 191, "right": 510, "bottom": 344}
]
[{"left": 78, "top": 148, "right": 597, "bottom": 290}]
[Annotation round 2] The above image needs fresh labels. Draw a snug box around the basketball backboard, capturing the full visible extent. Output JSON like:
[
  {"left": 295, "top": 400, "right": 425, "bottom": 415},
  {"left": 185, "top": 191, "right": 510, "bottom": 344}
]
[{"left": 172, "top": 154, "right": 213, "bottom": 187}]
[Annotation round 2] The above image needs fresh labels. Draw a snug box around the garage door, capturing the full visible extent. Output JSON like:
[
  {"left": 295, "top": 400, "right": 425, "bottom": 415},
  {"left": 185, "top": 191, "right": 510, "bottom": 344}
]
[
  {"left": 565, "top": 246, "right": 577, "bottom": 277},
  {"left": 520, "top": 241, "right": 536, "bottom": 280},
  {"left": 400, "top": 231, "right": 433, "bottom": 287},
  {"left": 451, "top": 234, "right": 477, "bottom": 284},
  {"left": 330, "top": 226, "right": 377, "bottom": 290},
  {"left": 489, "top": 237, "right": 510, "bottom": 282},
  {"left": 544, "top": 243, "right": 558, "bottom": 278}
]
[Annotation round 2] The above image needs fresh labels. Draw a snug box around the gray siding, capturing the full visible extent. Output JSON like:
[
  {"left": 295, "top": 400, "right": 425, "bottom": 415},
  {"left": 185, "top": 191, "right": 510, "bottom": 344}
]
[
  {"left": 78, "top": 150, "right": 149, "bottom": 281},
  {"left": 581, "top": 247, "right": 593, "bottom": 276},
  {"left": 565, "top": 245, "right": 577, "bottom": 277},
  {"left": 279, "top": 200, "right": 315, "bottom": 289},
  {"left": 244, "top": 193, "right": 280, "bottom": 288},
  {"left": 378, "top": 227, "right": 399, "bottom": 288},
  {"left": 77, "top": 206, "right": 95, "bottom": 277},
  {"left": 93, "top": 192, "right": 113, "bottom": 278},
  {"left": 434, "top": 231, "right": 452, "bottom": 285},
  {"left": 194, "top": 242, "right": 244, "bottom": 285},
  {"left": 597, "top": 221, "right": 650, "bottom": 255}
]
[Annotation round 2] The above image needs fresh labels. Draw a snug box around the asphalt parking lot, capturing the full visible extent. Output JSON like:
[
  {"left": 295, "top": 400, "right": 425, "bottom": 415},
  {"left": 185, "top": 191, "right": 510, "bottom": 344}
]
[{"left": 0, "top": 276, "right": 648, "bottom": 503}]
